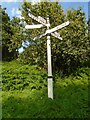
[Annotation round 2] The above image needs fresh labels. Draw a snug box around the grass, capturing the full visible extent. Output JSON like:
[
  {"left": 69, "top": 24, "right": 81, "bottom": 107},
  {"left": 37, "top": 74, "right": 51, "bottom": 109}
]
[{"left": 1, "top": 60, "right": 89, "bottom": 119}]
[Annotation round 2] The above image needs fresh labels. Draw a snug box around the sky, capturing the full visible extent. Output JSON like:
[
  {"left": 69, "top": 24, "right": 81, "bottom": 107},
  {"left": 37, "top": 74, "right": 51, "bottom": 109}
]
[
  {"left": 1, "top": 0, "right": 89, "bottom": 52},
  {"left": 1, "top": 1, "right": 89, "bottom": 20}
]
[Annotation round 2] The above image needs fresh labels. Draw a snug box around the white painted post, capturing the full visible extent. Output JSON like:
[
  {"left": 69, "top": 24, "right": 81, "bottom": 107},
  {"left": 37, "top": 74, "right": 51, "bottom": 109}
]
[
  {"left": 26, "top": 12, "right": 69, "bottom": 100},
  {"left": 47, "top": 16, "right": 53, "bottom": 99}
]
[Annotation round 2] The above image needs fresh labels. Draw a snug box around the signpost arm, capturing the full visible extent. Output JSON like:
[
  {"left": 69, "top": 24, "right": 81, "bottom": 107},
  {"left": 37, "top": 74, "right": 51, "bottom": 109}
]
[{"left": 47, "top": 16, "right": 53, "bottom": 99}]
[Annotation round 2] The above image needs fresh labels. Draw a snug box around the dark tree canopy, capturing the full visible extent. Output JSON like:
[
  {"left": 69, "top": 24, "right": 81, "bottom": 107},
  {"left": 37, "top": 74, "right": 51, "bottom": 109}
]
[{"left": 1, "top": 6, "right": 24, "bottom": 61}]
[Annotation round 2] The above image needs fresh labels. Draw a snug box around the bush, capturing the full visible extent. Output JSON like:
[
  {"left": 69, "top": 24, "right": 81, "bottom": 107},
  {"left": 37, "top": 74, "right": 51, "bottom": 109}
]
[{"left": 2, "top": 60, "right": 47, "bottom": 91}]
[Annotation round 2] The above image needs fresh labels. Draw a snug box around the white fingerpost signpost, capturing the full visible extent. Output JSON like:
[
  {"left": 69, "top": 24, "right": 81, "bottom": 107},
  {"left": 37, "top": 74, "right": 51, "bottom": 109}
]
[{"left": 25, "top": 13, "right": 69, "bottom": 99}]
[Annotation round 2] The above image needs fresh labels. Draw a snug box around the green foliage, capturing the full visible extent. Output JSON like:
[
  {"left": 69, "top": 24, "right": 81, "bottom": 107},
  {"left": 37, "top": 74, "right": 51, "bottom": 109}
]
[
  {"left": 2, "top": 60, "right": 47, "bottom": 91},
  {"left": 2, "top": 61, "right": 89, "bottom": 118},
  {"left": 8, "top": 17, "right": 25, "bottom": 53},
  {"left": 20, "top": 2, "right": 89, "bottom": 74},
  {"left": 87, "top": 18, "right": 90, "bottom": 67},
  {"left": 2, "top": 85, "right": 89, "bottom": 118},
  {"left": 1, "top": 6, "right": 14, "bottom": 61},
  {"left": 1, "top": 6, "right": 24, "bottom": 61}
]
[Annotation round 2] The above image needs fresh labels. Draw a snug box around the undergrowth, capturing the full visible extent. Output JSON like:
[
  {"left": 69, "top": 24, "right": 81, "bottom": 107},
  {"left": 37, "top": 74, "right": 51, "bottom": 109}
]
[{"left": 1, "top": 60, "right": 89, "bottom": 119}]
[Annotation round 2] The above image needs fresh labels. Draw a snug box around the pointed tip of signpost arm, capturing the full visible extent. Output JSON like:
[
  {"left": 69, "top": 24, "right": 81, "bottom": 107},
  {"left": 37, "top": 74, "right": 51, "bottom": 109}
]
[
  {"left": 67, "top": 21, "right": 70, "bottom": 25},
  {"left": 60, "top": 37, "right": 63, "bottom": 40},
  {"left": 25, "top": 25, "right": 28, "bottom": 29}
]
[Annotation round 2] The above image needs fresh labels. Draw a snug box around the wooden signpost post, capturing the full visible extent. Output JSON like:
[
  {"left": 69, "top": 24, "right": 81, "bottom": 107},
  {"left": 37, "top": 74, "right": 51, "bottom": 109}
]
[{"left": 25, "top": 13, "right": 69, "bottom": 99}]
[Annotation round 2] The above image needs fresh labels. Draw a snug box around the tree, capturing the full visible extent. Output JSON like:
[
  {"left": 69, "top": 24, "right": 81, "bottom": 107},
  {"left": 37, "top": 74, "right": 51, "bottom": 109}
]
[
  {"left": 9, "top": 17, "right": 25, "bottom": 54},
  {"left": 86, "top": 18, "right": 90, "bottom": 67},
  {"left": 0, "top": 5, "right": 2, "bottom": 60},
  {"left": 1, "top": 6, "right": 13, "bottom": 61},
  {"left": 1, "top": 6, "right": 24, "bottom": 61},
  {"left": 20, "top": 1, "right": 89, "bottom": 74}
]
